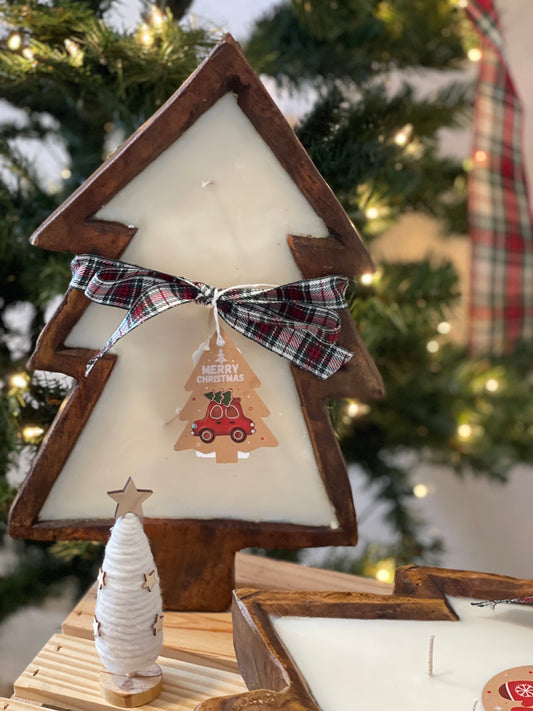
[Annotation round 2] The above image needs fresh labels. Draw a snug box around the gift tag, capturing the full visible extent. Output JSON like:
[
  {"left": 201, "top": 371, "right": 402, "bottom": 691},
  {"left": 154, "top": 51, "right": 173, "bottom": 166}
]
[{"left": 174, "top": 329, "right": 278, "bottom": 463}]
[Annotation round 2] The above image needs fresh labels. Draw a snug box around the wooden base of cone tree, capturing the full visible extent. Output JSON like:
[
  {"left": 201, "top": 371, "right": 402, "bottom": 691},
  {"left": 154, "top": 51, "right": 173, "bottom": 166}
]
[{"left": 99, "top": 665, "right": 162, "bottom": 708}]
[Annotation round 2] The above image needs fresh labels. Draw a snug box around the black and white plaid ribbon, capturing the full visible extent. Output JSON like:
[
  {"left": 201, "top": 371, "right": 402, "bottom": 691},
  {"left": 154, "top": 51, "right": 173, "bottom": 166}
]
[
  {"left": 70, "top": 254, "right": 353, "bottom": 379},
  {"left": 471, "top": 596, "right": 533, "bottom": 610}
]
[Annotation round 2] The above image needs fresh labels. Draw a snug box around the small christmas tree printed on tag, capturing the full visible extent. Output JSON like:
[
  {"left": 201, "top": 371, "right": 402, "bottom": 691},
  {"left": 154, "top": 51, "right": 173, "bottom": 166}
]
[{"left": 174, "top": 330, "right": 278, "bottom": 463}]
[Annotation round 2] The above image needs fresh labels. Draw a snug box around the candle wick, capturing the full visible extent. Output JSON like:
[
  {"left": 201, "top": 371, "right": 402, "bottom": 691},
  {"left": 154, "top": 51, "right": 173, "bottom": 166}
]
[
  {"left": 473, "top": 700, "right": 478, "bottom": 711},
  {"left": 428, "top": 634, "right": 435, "bottom": 677}
]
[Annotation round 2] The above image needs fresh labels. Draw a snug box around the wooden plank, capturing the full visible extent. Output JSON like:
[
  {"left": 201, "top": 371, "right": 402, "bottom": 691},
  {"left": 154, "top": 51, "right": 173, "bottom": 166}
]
[
  {"left": 14, "top": 634, "right": 246, "bottom": 711},
  {"left": 1, "top": 697, "right": 54, "bottom": 711},
  {"left": 233, "top": 553, "right": 392, "bottom": 594},
  {"left": 62, "top": 554, "right": 391, "bottom": 672}
]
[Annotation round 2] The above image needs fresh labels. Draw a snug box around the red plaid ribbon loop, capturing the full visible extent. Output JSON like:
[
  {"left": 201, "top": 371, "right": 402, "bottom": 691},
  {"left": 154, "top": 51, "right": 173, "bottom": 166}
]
[{"left": 70, "top": 254, "right": 353, "bottom": 379}]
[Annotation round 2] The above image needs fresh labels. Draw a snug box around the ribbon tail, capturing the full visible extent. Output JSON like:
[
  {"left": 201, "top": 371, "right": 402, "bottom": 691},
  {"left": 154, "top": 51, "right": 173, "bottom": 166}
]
[
  {"left": 282, "top": 330, "right": 353, "bottom": 379},
  {"left": 84, "top": 285, "right": 191, "bottom": 376},
  {"left": 84, "top": 309, "right": 144, "bottom": 376}
]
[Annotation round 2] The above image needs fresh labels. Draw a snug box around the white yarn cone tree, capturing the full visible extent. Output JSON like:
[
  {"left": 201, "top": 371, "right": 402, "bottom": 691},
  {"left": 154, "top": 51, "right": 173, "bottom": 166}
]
[{"left": 93, "top": 477, "right": 164, "bottom": 707}]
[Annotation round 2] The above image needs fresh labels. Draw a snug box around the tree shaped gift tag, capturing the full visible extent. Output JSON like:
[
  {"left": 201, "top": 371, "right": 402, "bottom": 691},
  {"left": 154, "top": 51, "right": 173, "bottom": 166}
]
[
  {"left": 94, "top": 478, "right": 163, "bottom": 707},
  {"left": 174, "top": 330, "right": 278, "bottom": 463},
  {"left": 199, "top": 567, "right": 533, "bottom": 711},
  {"left": 9, "top": 34, "right": 384, "bottom": 610}
]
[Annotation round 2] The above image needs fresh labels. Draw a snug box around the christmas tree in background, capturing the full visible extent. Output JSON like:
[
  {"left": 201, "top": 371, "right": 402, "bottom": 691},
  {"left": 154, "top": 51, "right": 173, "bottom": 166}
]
[{"left": 0, "top": 0, "right": 532, "bottom": 619}]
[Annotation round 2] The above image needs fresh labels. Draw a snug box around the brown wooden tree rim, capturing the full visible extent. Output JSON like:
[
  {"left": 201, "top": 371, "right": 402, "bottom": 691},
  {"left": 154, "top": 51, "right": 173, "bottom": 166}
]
[
  {"left": 194, "top": 566, "right": 533, "bottom": 711},
  {"left": 9, "top": 33, "right": 384, "bottom": 611}
]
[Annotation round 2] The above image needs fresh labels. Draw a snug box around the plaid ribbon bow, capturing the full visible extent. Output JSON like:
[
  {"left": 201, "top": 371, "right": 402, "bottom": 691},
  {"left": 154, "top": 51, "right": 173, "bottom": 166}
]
[{"left": 70, "top": 254, "right": 353, "bottom": 379}]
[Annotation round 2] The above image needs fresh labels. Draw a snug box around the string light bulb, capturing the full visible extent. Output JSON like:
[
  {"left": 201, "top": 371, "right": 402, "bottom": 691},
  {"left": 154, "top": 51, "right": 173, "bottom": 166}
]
[
  {"left": 7, "top": 32, "right": 22, "bottom": 51},
  {"left": 457, "top": 423, "right": 473, "bottom": 440},
  {"left": 413, "top": 483, "right": 429, "bottom": 499},
  {"left": 426, "top": 340, "right": 439, "bottom": 353},
  {"left": 64, "top": 38, "right": 83, "bottom": 66},
  {"left": 22, "top": 425, "right": 44, "bottom": 443},
  {"left": 467, "top": 47, "right": 482, "bottom": 62},
  {"left": 360, "top": 272, "right": 374, "bottom": 286},
  {"left": 346, "top": 400, "right": 369, "bottom": 418},
  {"left": 10, "top": 372, "right": 29, "bottom": 390},
  {"left": 437, "top": 321, "right": 451, "bottom": 335},
  {"left": 21, "top": 46, "right": 35, "bottom": 60},
  {"left": 149, "top": 5, "right": 165, "bottom": 27},
  {"left": 365, "top": 206, "right": 379, "bottom": 220},
  {"left": 374, "top": 558, "right": 396, "bottom": 584},
  {"left": 485, "top": 378, "right": 499, "bottom": 392},
  {"left": 393, "top": 124, "right": 413, "bottom": 147},
  {"left": 138, "top": 23, "right": 153, "bottom": 47},
  {"left": 347, "top": 401, "right": 360, "bottom": 417}
]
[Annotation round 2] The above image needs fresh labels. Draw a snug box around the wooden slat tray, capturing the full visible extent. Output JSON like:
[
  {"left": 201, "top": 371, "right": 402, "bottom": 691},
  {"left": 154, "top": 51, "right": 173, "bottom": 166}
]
[{"left": 14, "top": 633, "right": 246, "bottom": 711}]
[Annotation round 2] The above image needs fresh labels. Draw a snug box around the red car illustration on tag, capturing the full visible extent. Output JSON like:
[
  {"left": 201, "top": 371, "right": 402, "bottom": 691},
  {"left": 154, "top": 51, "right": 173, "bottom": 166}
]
[{"left": 191, "top": 391, "right": 255, "bottom": 444}]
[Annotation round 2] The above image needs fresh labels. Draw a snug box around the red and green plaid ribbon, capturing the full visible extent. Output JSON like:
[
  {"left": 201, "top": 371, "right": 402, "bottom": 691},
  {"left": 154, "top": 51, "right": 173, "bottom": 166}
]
[
  {"left": 70, "top": 254, "right": 353, "bottom": 379},
  {"left": 467, "top": 0, "right": 533, "bottom": 353}
]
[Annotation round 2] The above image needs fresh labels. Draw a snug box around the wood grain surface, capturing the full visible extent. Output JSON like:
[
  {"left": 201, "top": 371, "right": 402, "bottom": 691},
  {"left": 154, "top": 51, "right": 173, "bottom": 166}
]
[{"left": 14, "top": 633, "right": 246, "bottom": 711}]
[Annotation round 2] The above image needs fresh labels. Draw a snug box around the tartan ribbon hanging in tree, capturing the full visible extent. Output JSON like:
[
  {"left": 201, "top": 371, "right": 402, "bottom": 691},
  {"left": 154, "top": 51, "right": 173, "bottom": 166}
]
[
  {"left": 69, "top": 254, "right": 353, "bottom": 380},
  {"left": 466, "top": 0, "right": 533, "bottom": 353}
]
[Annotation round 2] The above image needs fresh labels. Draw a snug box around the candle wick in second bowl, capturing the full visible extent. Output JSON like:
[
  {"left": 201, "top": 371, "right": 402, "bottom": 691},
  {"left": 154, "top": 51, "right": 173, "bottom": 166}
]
[{"left": 428, "top": 634, "right": 435, "bottom": 677}]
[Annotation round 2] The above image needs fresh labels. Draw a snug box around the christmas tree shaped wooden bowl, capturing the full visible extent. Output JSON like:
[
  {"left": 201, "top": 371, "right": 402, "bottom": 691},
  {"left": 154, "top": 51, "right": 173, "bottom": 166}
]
[
  {"left": 197, "top": 566, "right": 533, "bottom": 711},
  {"left": 8, "top": 34, "right": 383, "bottom": 611}
]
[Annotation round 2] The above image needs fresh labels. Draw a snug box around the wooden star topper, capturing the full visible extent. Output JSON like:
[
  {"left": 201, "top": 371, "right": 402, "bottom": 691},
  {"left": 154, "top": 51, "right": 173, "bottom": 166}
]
[{"left": 107, "top": 477, "right": 152, "bottom": 519}]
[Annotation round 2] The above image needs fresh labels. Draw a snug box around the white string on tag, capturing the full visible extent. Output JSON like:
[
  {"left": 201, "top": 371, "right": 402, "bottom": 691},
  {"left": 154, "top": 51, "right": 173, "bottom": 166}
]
[
  {"left": 208, "top": 282, "right": 277, "bottom": 348},
  {"left": 211, "top": 287, "right": 224, "bottom": 346}
]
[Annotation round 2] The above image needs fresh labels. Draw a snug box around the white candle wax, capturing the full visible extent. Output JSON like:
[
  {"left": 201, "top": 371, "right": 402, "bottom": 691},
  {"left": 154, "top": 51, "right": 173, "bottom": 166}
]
[
  {"left": 271, "top": 597, "right": 533, "bottom": 711},
  {"left": 39, "top": 92, "right": 338, "bottom": 526}
]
